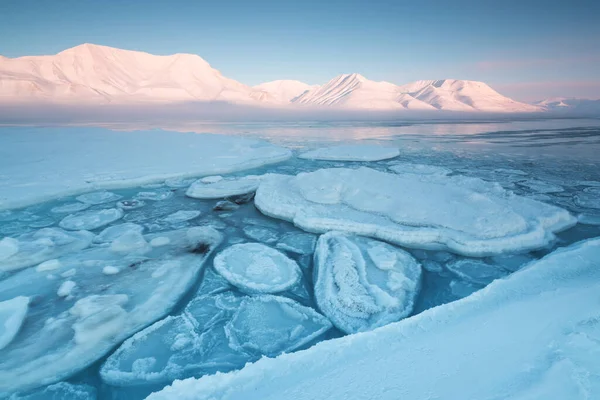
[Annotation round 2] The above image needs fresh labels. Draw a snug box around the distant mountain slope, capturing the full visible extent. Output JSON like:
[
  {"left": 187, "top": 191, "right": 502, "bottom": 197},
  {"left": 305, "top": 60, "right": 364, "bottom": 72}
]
[
  {"left": 253, "top": 80, "right": 316, "bottom": 102},
  {"left": 535, "top": 97, "right": 600, "bottom": 113},
  {"left": 0, "top": 44, "right": 273, "bottom": 104}
]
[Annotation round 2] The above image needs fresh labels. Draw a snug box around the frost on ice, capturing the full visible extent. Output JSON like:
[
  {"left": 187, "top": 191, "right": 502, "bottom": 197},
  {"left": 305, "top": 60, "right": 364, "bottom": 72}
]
[
  {"left": 255, "top": 167, "right": 576, "bottom": 256},
  {"left": 0, "top": 226, "right": 222, "bottom": 394},
  {"left": 299, "top": 144, "right": 400, "bottom": 161},
  {"left": 214, "top": 243, "right": 302, "bottom": 294},
  {"left": 186, "top": 176, "right": 261, "bottom": 200},
  {"left": 0, "top": 296, "right": 29, "bottom": 351},
  {"left": 0, "top": 228, "right": 94, "bottom": 272},
  {"left": 59, "top": 208, "right": 124, "bottom": 231},
  {"left": 226, "top": 295, "right": 332, "bottom": 357},
  {"left": 147, "top": 238, "right": 600, "bottom": 400},
  {"left": 314, "top": 232, "right": 421, "bottom": 334}
]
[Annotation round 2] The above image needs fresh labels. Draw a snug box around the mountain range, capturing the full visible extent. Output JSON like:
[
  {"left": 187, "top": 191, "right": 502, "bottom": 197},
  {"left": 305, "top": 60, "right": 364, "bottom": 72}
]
[{"left": 0, "top": 44, "right": 596, "bottom": 114}]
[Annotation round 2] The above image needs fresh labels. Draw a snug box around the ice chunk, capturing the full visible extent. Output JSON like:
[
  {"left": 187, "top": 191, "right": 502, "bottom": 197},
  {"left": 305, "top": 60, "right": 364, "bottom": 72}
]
[
  {"left": 0, "top": 238, "right": 19, "bottom": 261},
  {"left": 36, "top": 259, "right": 61, "bottom": 272},
  {"left": 447, "top": 259, "right": 509, "bottom": 285},
  {"left": 102, "top": 266, "right": 120, "bottom": 275},
  {"left": 578, "top": 213, "right": 600, "bottom": 226},
  {"left": 242, "top": 225, "right": 279, "bottom": 244},
  {"left": 0, "top": 296, "right": 28, "bottom": 350},
  {"left": 94, "top": 223, "right": 145, "bottom": 243},
  {"left": 214, "top": 243, "right": 301, "bottom": 294},
  {"left": 150, "top": 237, "right": 171, "bottom": 247},
  {"left": 255, "top": 167, "right": 576, "bottom": 256},
  {"left": 165, "top": 177, "right": 196, "bottom": 188},
  {"left": 161, "top": 210, "right": 201, "bottom": 224},
  {"left": 0, "top": 226, "right": 222, "bottom": 394},
  {"left": 186, "top": 176, "right": 261, "bottom": 199},
  {"left": 518, "top": 180, "right": 564, "bottom": 194},
  {"left": 226, "top": 295, "right": 331, "bottom": 357},
  {"left": 135, "top": 190, "right": 174, "bottom": 201},
  {"left": 197, "top": 267, "right": 232, "bottom": 295},
  {"left": 51, "top": 203, "right": 90, "bottom": 214},
  {"left": 100, "top": 293, "right": 250, "bottom": 386},
  {"left": 314, "top": 232, "right": 421, "bottom": 334},
  {"left": 10, "top": 382, "right": 97, "bottom": 399},
  {"left": 76, "top": 191, "right": 122, "bottom": 205},
  {"left": 59, "top": 208, "right": 123, "bottom": 231},
  {"left": 116, "top": 199, "right": 145, "bottom": 210},
  {"left": 109, "top": 232, "right": 151, "bottom": 255},
  {"left": 57, "top": 281, "right": 76, "bottom": 298},
  {"left": 574, "top": 192, "right": 600, "bottom": 210},
  {"left": 388, "top": 162, "right": 451, "bottom": 176},
  {"left": 0, "top": 228, "right": 94, "bottom": 272},
  {"left": 201, "top": 176, "right": 223, "bottom": 184},
  {"left": 276, "top": 232, "right": 316, "bottom": 255},
  {"left": 213, "top": 200, "right": 239, "bottom": 211},
  {"left": 146, "top": 239, "right": 600, "bottom": 400},
  {"left": 299, "top": 145, "right": 400, "bottom": 161}
]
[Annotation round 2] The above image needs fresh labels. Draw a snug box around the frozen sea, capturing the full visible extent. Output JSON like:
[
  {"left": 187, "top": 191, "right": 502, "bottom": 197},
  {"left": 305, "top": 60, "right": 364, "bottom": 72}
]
[{"left": 0, "top": 118, "right": 599, "bottom": 399}]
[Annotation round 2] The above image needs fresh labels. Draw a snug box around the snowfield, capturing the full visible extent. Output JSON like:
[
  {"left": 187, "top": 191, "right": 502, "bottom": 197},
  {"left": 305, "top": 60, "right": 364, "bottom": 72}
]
[
  {"left": 0, "top": 127, "right": 291, "bottom": 210},
  {"left": 148, "top": 238, "right": 600, "bottom": 400}
]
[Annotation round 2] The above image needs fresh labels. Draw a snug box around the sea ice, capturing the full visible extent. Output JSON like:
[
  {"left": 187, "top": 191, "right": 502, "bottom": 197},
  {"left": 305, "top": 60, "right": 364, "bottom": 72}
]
[
  {"left": 574, "top": 191, "right": 600, "bottom": 210},
  {"left": 214, "top": 243, "right": 301, "bottom": 294},
  {"left": 50, "top": 203, "right": 90, "bottom": 214},
  {"left": 275, "top": 232, "right": 316, "bottom": 255},
  {"left": 164, "top": 177, "right": 196, "bottom": 189},
  {"left": 136, "top": 190, "right": 174, "bottom": 201},
  {"left": 446, "top": 259, "right": 509, "bottom": 285},
  {"left": 186, "top": 176, "right": 261, "bottom": 200},
  {"left": 242, "top": 225, "right": 279, "bottom": 244},
  {"left": 57, "top": 281, "right": 76, "bottom": 298},
  {"left": 59, "top": 208, "right": 123, "bottom": 231},
  {"left": 213, "top": 201, "right": 239, "bottom": 212},
  {"left": 116, "top": 199, "right": 145, "bottom": 210},
  {"left": 518, "top": 179, "right": 564, "bottom": 194},
  {"left": 225, "top": 295, "right": 332, "bottom": 357},
  {"left": 0, "top": 296, "right": 29, "bottom": 351},
  {"left": 94, "top": 223, "right": 145, "bottom": 243},
  {"left": 314, "top": 232, "right": 421, "bottom": 334},
  {"left": 76, "top": 191, "right": 122, "bottom": 205},
  {"left": 161, "top": 211, "right": 201, "bottom": 224},
  {"left": 0, "top": 226, "right": 222, "bottom": 394},
  {"left": 299, "top": 144, "right": 400, "bottom": 161},
  {"left": 9, "top": 382, "right": 97, "bottom": 400},
  {"left": 100, "top": 292, "right": 250, "bottom": 386},
  {"left": 255, "top": 167, "right": 576, "bottom": 256},
  {"left": 0, "top": 228, "right": 94, "bottom": 272},
  {"left": 388, "top": 162, "right": 451, "bottom": 176},
  {"left": 148, "top": 238, "right": 600, "bottom": 400}
]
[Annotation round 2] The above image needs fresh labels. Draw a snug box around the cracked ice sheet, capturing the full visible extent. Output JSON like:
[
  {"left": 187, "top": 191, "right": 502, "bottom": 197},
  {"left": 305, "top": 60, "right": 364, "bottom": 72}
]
[
  {"left": 0, "top": 127, "right": 291, "bottom": 211},
  {"left": 147, "top": 238, "right": 600, "bottom": 400},
  {"left": 255, "top": 167, "right": 576, "bottom": 257}
]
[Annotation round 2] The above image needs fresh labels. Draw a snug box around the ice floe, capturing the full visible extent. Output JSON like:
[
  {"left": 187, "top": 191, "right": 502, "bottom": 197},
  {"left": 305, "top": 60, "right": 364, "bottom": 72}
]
[
  {"left": 186, "top": 176, "right": 261, "bottom": 200},
  {"left": 225, "top": 295, "right": 332, "bottom": 357},
  {"left": 135, "top": 190, "right": 174, "bottom": 201},
  {"left": 76, "top": 191, "right": 122, "bottom": 205},
  {"left": 161, "top": 211, "right": 201, "bottom": 224},
  {"left": 446, "top": 259, "right": 509, "bottom": 285},
  {"left": 255, "top": 167, "right": 576, "bottom": 256},
  {"left": 94, "top": 223, "right": 145, "bottom": 244},
  {"left": 299, "top": 145, "right": 400, "bottom": 161},
  {"left": 314, "top": 232, "right": 421, "bottom": 334},
  {"left": 574, "top": 191, "right": 600, "bottom": 210},
  {"left": 388, "top": 162, "right": 451, "bottom": 176},
  {"left": 148, "top": 238, "right": 600, "bottom": 400},
  {"left": 276, "top": 232, "right": 316, "bottom": 255},
  {"left": 0, "top": 228, "right": 94, "bottom": 272},
  {"left": 59, "top": 208, "right": 123, "bottom": 231},
  {"left": 214, "top": 243, "right": 301, "bottom": 294},
  {"left": 242, "top": 225, "right": 279, "bottom": 244},
  {"left": 517, "top": 179, "right": 564, "bottom": 194},
  {"left": 0, "top": 296, "right": 29, "bottom": 351},
  {"left": 9, "top": 382, "right": 97, "bottom": 399},
  {"left": 0, "top": 226, "right": 222, "bottom": 394},
  {"left": 50, "top": 203, "right": 90, "bottom": 214}
]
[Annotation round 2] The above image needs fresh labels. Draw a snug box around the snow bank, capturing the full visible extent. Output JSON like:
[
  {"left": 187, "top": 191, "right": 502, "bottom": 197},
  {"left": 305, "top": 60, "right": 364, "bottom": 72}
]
[
  {"left": 255, "top": 167, "right": 575, "bottom": 256},
  {"left": 147, "top": 237, "right": 600, "bottom": 400},
  {"left": 0, "top": 127, "right": 291, "bottom": 210},
  {"left": 299, "top": 144, "right": 400, "bottom": 161}
]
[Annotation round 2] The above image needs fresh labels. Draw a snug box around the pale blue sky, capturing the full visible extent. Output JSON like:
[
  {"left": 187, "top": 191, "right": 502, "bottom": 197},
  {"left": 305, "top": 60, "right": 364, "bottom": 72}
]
[{"left": 1, "top": 0, "right": 599, "bottom": 100}]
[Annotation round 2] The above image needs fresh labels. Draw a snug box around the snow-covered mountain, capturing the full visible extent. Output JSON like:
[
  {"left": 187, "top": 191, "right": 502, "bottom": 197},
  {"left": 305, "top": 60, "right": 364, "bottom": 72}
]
[
  {"left": 534, "top": 97, "right": 600, "bottom": 113},
  {"left": 0, "top": 44, "right": 550, "bottom": 113},
  {"left": 253, "top": 80, "right": 316, "bottom": 102},
  {"left": 0, "top": 43, "right": 273, "bottom": 104},
  {"left": 292, "top": 74, "right": 540, "bottom": 112}
]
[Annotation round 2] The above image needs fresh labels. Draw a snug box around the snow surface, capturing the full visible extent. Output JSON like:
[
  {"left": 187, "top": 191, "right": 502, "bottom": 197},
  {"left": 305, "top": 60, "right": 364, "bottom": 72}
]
[
  {"left": 255, "top": 167, "right": 576, "bottom": 256},
  {"left": 186, "top": 176, "right": 261, "bottom": 199},
  {"left": 313, "top": 232, "right": 421, "bottom": 334},
  {"left": 253, "top": 80, "right": 316, "bottom": 102},
  {"left": 0, "top": 226, "right": 223, "bottom": 394},
  {"left": 213, "top": 243, "right": 301, "bottom": 294},
  {"left": 299, "top": 144, "right": 400, "bottom": 161},
  {"left": 0, "top": 296, "right": 29, "bottom": 351},
  {"left": 147, "top": 238, "right": 600, "bottom": 400},
  {"left": 0, "top": 128, "right": 291, "bottom": 210}
]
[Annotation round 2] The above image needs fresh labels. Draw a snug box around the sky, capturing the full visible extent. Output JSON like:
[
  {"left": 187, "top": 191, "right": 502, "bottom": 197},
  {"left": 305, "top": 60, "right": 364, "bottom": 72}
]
[{"left": 0, "top": 0, "right": 599, "bottom": 101}]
